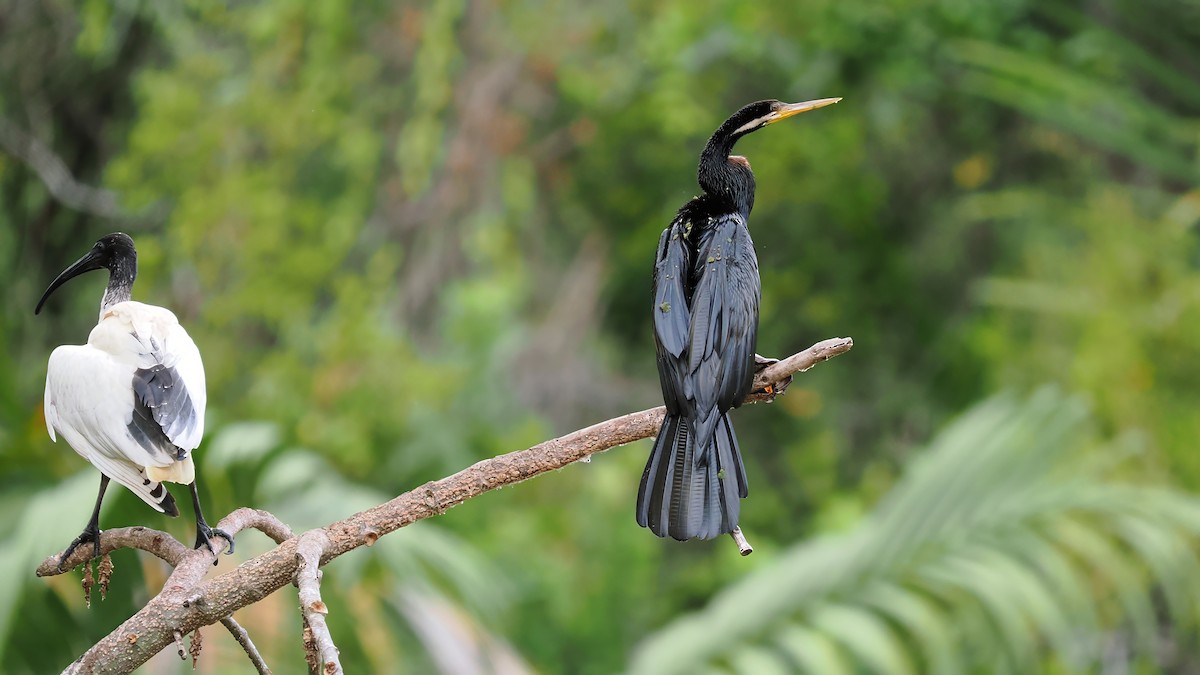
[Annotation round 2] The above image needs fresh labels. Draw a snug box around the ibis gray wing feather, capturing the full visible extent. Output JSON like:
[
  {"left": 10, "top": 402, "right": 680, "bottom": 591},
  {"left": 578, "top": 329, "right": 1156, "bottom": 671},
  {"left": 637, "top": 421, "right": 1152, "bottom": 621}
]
[
  {"left": 130, "top": 365, "right": 197, "bottom": 460},
  {"left": 113, "top": 303, "right": 207, "bottom": 451}
]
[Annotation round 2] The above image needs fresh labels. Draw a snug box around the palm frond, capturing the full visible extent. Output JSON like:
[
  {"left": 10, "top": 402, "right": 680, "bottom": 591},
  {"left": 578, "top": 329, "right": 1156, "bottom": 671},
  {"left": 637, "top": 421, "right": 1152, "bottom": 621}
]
[{"left": 630, "top": 389, "right": 1200, "bottom": 674}]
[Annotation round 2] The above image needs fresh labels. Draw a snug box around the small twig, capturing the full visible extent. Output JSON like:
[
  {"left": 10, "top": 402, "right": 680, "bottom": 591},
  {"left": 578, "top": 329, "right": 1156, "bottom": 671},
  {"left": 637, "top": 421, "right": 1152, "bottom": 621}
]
[
  {"left": 229, "top": 508, "right": 297, "bottom": 544},
  {"left": 295, "top": 530, "right": 341, "bottom": 675},
  {"left": 221, "top": 617, "right": 271, "bottom": 675},
  {"left": 756, "top": 337, "right": 853, "bottom": 387},
  {"left": 189, "top": 507, "right": 298, "bottom": 557},
  {"left": 729, "top": 527, "right": 753, "bottom": 556}
]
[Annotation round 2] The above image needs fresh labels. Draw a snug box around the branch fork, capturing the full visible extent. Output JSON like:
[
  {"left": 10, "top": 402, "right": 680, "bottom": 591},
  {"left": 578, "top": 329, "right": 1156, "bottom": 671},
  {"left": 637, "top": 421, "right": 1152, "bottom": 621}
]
[{"left": 296, "top": 529, "right": 342, "bottom": 675}]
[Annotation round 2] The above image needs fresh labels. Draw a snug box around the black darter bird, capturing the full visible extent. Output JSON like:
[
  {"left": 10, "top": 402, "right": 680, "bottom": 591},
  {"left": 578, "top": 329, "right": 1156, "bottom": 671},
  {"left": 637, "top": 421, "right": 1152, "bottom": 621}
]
[{"left": 637, "top": 98, "right": 840, "bottom": 541}]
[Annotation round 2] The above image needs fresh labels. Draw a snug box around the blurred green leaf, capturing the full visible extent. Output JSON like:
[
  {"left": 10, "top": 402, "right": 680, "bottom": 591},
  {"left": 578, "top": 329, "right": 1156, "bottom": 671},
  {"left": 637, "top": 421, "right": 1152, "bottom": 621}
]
[{"left": 630, "top": 391, "right": 1200, "bottom": 674}]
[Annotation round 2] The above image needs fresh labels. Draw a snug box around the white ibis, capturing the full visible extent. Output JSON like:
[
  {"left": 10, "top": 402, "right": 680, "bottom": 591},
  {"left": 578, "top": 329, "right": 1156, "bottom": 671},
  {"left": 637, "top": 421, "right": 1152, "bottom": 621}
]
[{"left": 35, "top": 232, "right": 233, "bottom": 569}]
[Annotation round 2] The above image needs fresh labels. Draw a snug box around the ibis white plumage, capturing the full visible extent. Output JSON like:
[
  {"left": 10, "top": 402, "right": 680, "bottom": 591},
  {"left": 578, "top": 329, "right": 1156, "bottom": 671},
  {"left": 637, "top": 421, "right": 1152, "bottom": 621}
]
[{"left": 36, "top": 233, "right": 233, "bottom": 569}]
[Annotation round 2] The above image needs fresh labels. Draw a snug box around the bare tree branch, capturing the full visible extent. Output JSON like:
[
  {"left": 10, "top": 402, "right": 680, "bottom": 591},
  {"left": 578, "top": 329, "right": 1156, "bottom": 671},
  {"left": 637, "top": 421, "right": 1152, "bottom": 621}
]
[
  {"left": 758, "top": 338, "right": 852, "bottom": 383},
  {"left": 36, "top": 526, "right": 189, "bottom": 575},
  {"left": 295, "top": 530, "right": 342, "bottom": 675},
  {"left": 234, "top": 508, "right": 298, "bottom": 544},
  {"left": 37, "top": 508, "right": 295, "bottom": 576},
  {"left": 0, "top": 116, "right": 126, "bottom": 219},
  {"left": 221, "top": 616, "right": 271, "bottom": 674},
  {"left": 46, "top": 337, "right": 852, "bottom": 674}
]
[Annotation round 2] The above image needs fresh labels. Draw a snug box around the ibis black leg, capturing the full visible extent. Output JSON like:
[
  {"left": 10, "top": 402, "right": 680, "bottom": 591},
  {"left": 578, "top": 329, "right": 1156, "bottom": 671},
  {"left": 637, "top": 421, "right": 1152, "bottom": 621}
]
[
  {"left": 189, "top": 481, "right": 234, "bottom": 556},
  {"left": 58, "top": 474, "right": 110, "bottom": 571}
]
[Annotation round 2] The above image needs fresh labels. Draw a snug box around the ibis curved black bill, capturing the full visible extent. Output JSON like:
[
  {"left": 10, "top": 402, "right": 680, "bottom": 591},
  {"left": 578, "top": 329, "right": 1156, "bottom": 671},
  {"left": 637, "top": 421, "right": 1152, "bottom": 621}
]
[{"left": 35, "top": 246, "right": 106, "bottom": 315}]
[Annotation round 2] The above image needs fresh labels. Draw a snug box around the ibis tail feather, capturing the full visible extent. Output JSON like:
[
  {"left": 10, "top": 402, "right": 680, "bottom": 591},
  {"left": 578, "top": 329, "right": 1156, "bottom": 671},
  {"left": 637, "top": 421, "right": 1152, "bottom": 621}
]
[
  {"left": 158, "top": 487, "right": 180, "bottom": 517},
  {"left": 146, "top": 455, "right": 196, "bottom": 485},
  {"left": 85, "top": 453, "right": 180, "bottom": 516}
]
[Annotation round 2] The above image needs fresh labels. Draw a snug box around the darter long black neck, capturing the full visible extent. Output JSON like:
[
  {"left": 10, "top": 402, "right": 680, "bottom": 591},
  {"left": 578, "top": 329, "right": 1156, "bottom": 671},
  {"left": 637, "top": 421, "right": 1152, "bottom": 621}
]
[{"left": 696, "top": 128, "right": 757, "bottom": 218}]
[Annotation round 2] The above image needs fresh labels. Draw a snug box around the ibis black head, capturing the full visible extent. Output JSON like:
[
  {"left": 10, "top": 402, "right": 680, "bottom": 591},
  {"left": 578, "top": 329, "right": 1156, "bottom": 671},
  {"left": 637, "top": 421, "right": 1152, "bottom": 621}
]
[
  {"left": 698, "top": 97, "right": 841, "bottom": 214},
  {"left": 35, "top": 232, "right": 138, "bottom": 315}
]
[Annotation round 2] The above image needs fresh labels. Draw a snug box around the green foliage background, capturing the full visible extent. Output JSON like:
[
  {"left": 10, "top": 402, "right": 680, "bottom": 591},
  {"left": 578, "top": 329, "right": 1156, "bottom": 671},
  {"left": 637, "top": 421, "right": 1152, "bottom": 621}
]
[{"left": 1, "top": 0, "right": 1199, "bottom": 671}]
